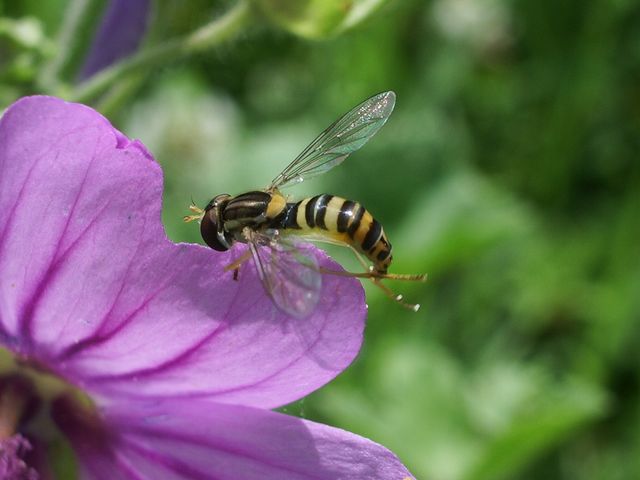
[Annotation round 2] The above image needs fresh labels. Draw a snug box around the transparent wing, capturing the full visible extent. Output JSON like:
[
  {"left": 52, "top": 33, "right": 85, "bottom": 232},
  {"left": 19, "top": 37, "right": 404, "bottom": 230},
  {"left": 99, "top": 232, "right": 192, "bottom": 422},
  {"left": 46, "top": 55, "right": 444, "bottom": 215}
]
[
  {"left": 269, "top": 91, "right": 396, "bottom": 190},
  {"left": 244, "top": 229, "right": 322, "bottom": 318}
]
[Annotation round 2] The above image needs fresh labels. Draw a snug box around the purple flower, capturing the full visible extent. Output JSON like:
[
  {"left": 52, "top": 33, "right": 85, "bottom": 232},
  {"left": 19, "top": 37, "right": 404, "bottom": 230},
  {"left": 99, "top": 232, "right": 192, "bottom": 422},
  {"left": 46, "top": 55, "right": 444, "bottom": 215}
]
[
  {"left": 0, "top": 434, "right": 38, "bottom": 480},
  {"left": 79, "top": 0, "right": 151, "bottom": 80},
  {"left": 0, "top": 96, "right": 414, "bottom": 479}
]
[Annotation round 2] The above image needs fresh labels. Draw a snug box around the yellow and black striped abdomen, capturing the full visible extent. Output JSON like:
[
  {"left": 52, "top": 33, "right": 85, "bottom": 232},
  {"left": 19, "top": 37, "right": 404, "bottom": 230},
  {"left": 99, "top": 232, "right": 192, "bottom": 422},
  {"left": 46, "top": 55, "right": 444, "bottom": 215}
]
[{"left": 276, "top": 194, "right": 393, "bottom": 274}]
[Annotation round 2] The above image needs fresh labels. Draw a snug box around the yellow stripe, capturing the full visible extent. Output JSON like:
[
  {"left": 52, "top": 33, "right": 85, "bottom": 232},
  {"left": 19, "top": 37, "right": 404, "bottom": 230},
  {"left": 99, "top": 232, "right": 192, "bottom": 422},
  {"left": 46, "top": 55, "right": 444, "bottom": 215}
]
[
  {"left": 282, "top": 194, "right": 394, "bottom": 272},
  {"left": 266, "top": 193, "right": 286, "bottom": 219},
  {"left": 324, "top": 196, "right": 346, "bottom": 231},
  {"left": 296, "top": 198, "right": 311, "bottom": 229},
  {"left": 353, "top": 210, "right": 374, "bottom": 246}
]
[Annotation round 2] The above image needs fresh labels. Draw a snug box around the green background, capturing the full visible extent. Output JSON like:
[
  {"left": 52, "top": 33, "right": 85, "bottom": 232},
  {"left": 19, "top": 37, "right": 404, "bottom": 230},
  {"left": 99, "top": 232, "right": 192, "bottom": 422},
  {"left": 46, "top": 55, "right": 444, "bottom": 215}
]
[{"left": 2, "top": 0, "right": 639, "bottom": 478}]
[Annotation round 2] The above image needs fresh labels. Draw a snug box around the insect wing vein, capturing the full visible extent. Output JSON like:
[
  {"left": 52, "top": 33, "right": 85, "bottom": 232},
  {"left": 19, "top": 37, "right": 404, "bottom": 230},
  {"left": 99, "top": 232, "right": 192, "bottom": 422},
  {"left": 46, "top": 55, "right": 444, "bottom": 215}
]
[
  {"left": 269, "top": 91, "right": 396, "bottom": 189},
  {"left": 246, "top": 231, "right": 322, "bottom": 318}
]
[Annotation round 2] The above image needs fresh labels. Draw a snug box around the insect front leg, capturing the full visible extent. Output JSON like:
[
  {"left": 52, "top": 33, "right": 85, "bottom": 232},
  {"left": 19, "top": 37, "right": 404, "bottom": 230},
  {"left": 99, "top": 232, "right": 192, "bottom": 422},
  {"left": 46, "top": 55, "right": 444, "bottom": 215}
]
[{"left": 224, "top": 249, "right": 253, "bottom": 281}]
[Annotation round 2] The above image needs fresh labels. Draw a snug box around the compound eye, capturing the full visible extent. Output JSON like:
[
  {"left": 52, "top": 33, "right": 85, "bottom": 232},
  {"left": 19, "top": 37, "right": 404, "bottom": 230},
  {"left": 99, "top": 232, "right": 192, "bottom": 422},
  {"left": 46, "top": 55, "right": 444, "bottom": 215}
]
[{"left": 200, "top": 207, "right": 232, "bottom": 251}]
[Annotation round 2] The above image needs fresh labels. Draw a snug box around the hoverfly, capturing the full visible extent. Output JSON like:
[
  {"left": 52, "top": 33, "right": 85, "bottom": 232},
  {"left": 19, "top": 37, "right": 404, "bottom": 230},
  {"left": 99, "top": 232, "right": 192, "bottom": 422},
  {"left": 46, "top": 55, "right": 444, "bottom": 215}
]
[{"left": 185, "top": 91, "right": 426, "bottom": 318}]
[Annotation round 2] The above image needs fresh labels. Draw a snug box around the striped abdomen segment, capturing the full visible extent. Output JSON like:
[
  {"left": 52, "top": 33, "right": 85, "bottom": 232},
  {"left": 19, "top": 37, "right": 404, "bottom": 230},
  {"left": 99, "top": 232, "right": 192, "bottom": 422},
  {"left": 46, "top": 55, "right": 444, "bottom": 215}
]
[{"left": 279, "top": 194, "right": 393, "bottom": 273}]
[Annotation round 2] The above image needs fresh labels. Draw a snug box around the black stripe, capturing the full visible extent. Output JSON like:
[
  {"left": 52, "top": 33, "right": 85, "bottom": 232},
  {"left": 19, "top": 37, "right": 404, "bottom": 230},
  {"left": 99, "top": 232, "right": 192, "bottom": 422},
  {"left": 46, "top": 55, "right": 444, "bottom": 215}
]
[
  {"left": 268, "top": 203, "right": 290, "bottom": 229},
  {"left": 232, "top": 191, "right": 271, "bottom": 206},
  {"left": 284, "top": 202, "right": 301, "bottom": 229},
  {"left": 305, "top": 195, "right": 321, "bottom": 228},
  {"left": 337, "top": 200, "right": 356, "bottom": 232},
  {"left": 361, "top": 219, "right": 382, "bottom": 251},
  {"left": 315, "top": 194, "right": 332, "bottom": 230},
  {"left": 223, "top": 191, "right": 271, "bottom": 223},
  {"left": 224, "top": 205, "right": 263, "bottom": 222},
  {"left": 347, "top": 205, "right": 365, "bottom": 238}
]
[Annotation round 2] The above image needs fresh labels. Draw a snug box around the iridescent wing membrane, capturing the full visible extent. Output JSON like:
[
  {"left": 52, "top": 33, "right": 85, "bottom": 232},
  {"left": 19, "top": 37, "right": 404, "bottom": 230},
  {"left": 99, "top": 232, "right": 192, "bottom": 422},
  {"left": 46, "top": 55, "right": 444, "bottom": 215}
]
[
  {"left": 250, "top": 92, "right": 396, "bottom": 317},
  {"left": 244, "top": 229, "right": 321, "bottom": 318},
  {"left": 269, "top": 91, "right": 396, "bottom": 190}
]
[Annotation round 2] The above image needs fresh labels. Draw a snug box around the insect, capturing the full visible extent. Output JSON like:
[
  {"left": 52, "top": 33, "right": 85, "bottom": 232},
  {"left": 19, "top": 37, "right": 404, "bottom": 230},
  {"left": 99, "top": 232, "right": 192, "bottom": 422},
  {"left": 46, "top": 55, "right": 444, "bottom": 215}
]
[{"left": 185, "top": 91, "right": 427, "bottom": 318}]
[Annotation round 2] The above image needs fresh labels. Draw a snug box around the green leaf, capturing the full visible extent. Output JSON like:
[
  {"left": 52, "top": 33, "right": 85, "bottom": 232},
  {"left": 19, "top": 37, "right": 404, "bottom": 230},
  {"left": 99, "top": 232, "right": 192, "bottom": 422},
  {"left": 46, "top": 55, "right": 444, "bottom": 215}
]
[
  {"left": 0, "top": 17, "right": 54, "bottom": 85},
  {"left": 311, "top": 339, "right": 608, "bottom": 480},
  {"left": 253, "top": 0, "right": 388, "bottom": 39},
  {"left": 0, "top": 16, "right": 49, "bottom": 50},
  {"left": 464, "top": 378, "right": 608, "bottom": 480},
  {"left": 391, "top": 169, "right": 533, "bottom": 275}
]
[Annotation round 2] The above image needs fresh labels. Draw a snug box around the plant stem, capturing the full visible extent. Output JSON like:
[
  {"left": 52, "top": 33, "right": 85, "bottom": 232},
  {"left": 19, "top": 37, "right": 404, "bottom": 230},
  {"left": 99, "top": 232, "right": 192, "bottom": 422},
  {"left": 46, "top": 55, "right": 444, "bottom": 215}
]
[
  {"left": 70, "top": 0, "right": 254, "bottom": 104},
  {"left": 95, "top": 74, "right": 146, "bottom": 118},
  {"left": 38, "top": 0, "right": 96, "bottom": 91}
]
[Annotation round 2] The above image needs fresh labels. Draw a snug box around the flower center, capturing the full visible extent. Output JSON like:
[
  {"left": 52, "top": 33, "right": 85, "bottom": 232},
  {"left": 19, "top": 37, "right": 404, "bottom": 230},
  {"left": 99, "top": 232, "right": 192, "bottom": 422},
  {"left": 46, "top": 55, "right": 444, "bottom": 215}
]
[{"left": 0, "top": 347, "right": 94, "bottom": 440}]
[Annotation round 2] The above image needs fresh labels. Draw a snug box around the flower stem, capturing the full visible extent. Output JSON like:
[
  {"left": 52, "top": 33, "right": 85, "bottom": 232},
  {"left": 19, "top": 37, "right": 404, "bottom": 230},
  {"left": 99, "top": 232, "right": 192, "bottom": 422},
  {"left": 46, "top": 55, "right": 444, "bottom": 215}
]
[
  {"left": 37, "top": 0, "right": 97, "bottom": 91},
  {"left": 69, "top": 0, "right": 254, "bottom": 104},
  {"left": 95, "top": 73, "right": 146, "bottom": 118}
]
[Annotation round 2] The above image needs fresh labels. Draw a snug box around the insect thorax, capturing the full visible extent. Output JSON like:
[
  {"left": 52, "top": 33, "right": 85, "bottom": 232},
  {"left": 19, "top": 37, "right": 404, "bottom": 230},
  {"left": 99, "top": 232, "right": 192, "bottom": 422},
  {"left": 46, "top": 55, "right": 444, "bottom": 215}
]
[{"left": 221, "top": 191, "right": 288, "bottom": 233}]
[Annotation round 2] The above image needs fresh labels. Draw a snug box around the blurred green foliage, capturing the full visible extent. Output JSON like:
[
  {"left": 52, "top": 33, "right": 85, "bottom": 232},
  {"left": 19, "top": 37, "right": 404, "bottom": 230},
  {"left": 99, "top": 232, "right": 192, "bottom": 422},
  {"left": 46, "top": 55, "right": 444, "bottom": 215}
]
[{"left": 1, "top": 0, "right": 639, "bottom": 478}]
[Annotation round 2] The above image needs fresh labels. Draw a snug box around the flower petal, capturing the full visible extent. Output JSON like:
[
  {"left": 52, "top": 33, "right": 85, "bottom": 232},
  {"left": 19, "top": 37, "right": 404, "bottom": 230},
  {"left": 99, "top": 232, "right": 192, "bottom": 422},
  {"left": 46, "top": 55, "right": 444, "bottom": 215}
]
[
  {"left": 0, "top": 96, "right": 365, "bottom": 408},
  {"left": 55, "top": 397, "right": 414, "bottom": 480},
  {"left": 79, "top": 0, "right": 151, "bottom": 79}
]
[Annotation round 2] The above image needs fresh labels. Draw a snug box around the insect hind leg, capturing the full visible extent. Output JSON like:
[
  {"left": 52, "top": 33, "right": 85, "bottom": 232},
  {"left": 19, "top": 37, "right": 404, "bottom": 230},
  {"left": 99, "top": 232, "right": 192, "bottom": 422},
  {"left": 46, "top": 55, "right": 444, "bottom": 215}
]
[
  {"left": 288, "top": 238, "right": 427, "bottom": 311},
  {"left": 316, "top": 266, "right": 425, "bottom": 311},
  {"left": 333, "top": 243, "right": 427, "bottom": 282},
  {"left": 347, "top": 244, "right": 371, "bottom": 271},
  {"left": 371, "top": 277, "right": 421, "bottom": 312}
]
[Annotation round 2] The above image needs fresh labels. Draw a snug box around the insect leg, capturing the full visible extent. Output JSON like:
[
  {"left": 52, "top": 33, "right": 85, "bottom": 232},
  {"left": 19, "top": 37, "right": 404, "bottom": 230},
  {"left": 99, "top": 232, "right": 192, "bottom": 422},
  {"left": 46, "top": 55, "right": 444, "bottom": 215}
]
[
  {"left": 347, "top": 244, "right": 372, "bottom": 271},
  {"left": 371, "top": 278, "right": 421, "bottom": 312},
  {"left": 344, "top": 247, "right": 427, "bottom": 280},
  {"left": 224, "top": 248, "right": 253, "bottom": 276},
  {"left": 223, "top": 228, "right": 268, "bottom": 281},
  {"left": 305, "top": 239, "right": 427, "bottom": 281},
  {"left": 301, "top": 238, "right": 372, "bottom": 271},
  {"left": 282, "top": 236, "right": 426, "bottom": 311},
  {"left": 316, "top": 265, "right": 422, "bottom": 311},
  {"left": 314, "top": 240, "right": 425, "bottom": 279},
  {"left": 319, "top": 266, "right": 427, "bottom": 282},
  {"left": 317, "top": 246, "right": 425, "bottom": 311},
  {"left": 372, "top": 272, "right": 428, "bottom": 281}
]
